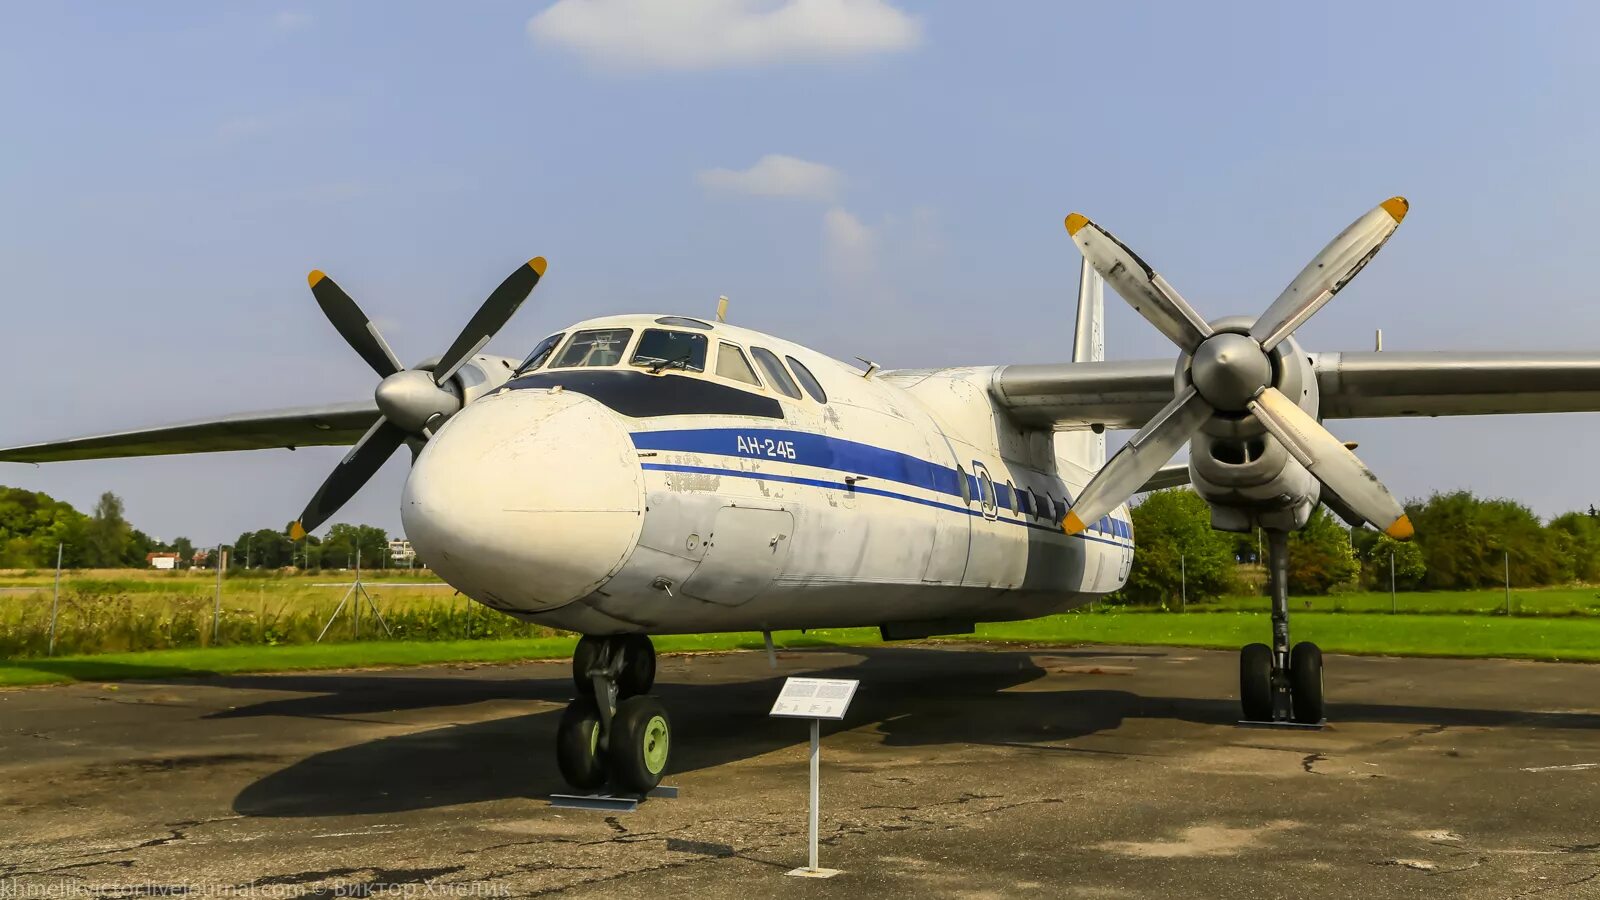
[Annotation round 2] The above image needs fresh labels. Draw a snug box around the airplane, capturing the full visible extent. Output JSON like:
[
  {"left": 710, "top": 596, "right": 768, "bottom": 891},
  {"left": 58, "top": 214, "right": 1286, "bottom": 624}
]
[{"left": 6, "top": 196, "right": 1600, "bottom": 796}]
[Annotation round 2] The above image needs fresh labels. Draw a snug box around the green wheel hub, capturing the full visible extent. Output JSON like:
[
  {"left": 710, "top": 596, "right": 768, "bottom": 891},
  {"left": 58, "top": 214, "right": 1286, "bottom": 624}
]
[{"left": 642, "top": 714, "right": 670, "bottom": 774}]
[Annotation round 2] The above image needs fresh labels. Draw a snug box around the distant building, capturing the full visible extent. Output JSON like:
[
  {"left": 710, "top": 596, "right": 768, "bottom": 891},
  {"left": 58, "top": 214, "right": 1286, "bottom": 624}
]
[
  {"left": 388, "top": 539, "right": 416, "bottom": 563},
  {"left": 147, "top": 552, "right": 181, "bottom": 570},
  {"left": 191, "top": 548, "right": 211, "bottom": 567}
]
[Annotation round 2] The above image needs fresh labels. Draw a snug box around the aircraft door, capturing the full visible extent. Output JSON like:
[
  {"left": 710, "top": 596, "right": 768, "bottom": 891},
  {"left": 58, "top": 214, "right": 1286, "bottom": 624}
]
[
  {"left": 681, "top": 506, "right": 795, "bottom": 606},
  {"left": 922, "top": 441, "right": 971, "bottom": 585}
]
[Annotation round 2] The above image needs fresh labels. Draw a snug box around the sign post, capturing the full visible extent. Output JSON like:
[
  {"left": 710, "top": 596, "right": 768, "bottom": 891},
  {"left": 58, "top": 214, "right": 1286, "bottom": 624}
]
[{"left": 770, "top": 676, "right": 859, "bottom": 879}]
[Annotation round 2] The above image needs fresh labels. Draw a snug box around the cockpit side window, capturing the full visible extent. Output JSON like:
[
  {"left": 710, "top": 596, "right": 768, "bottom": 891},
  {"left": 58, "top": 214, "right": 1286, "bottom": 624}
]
[
  {"left": 785, "top": 356, "right": 828, "bottom": 403},
  {"left": 630, "top": 329, "right": 707, "bottom": 373},
  {"left": 715, "top": 342, "right": 762, "bottom": 386},
  {"left": 514, "top": 332, "right": 565, "bottom": 375},
  {"left": 551, "top": 328, "right": 634, "bottom": 368},
  {"left": 750, "top": 346, "right": 801, "bottom": 399}
]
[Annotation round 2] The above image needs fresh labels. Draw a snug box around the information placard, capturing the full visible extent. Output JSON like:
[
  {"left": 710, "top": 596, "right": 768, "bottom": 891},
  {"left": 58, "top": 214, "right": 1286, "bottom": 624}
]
[{"left": 769, "top": 677, "right": 859, "bottom": 721}]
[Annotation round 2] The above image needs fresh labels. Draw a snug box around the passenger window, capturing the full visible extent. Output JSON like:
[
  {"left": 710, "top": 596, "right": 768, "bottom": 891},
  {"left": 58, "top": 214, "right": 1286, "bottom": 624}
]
[
  {"left": 957, "top": 465, "right": 971, "bottom": 505},
  {"left": 1017, "top": 486, "right": 1034, "bottom": 518},
  {"left": 552, "top": 328, "right": 633, "bottom": 368},
  {"left": 630, "top": 329, "right": 707, "bottom": 373},
  {"left": 514, "top": 332, "right": 564, "bottom": 375},
  {"left": 1006, "top": 480, "right": 1018, "bottom": 515},
  {"left": 750, "top": 347, "right": 801, "bottom": 399},
  {"left": 785, "top": 356, "right": 828, "bottom": 403},
  {"left": 715, "top": 342, "right": 761, "bottom": 386},
  {"left": 1036, "top": 491, "right": 1053, "bottom": 522},
  {"left": 977, "top": 468, "right": 994, "bottom": 509}
]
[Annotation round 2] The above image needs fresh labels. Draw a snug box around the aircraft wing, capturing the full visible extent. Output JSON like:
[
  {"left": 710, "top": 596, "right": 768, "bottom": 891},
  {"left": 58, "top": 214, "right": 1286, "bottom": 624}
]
[
  {"left": 992, "top": 352, "right": 1600, "bottom": 429},
  {"left": 1137, "top": 463, "right": 1191, "bottom": 493},
  {"left": 0, "top": 402, "right": 379, "bottom": 463}
]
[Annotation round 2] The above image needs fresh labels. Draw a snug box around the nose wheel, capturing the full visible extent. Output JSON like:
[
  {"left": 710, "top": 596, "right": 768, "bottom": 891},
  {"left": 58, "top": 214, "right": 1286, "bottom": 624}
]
[
  {"left": 556, "top": 635, "right": 671, "bottom": 794},
  {"left": 1239, "top": 529, "right": 1327, "bottom": 727}
]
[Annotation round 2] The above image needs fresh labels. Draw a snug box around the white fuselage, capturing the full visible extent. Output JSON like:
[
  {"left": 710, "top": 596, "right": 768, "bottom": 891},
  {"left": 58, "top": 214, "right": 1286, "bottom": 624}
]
[{"left": 401, "top": 315, "right": 1132, "bottom": 635}]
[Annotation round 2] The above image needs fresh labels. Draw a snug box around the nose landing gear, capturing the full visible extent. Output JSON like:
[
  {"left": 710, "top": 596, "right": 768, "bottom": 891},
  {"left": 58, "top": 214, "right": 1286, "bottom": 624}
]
[
  {"left": 556, "top": 634, "right": 672, "bottom": 794},
  {"left": 1239, "top": 529, "right": 1326, "bottom": 726}
]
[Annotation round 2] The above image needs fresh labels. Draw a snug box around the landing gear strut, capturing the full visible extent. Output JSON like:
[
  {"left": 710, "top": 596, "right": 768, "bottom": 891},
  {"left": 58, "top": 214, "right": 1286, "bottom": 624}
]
[
  {"left": 556, "top": 634, "right": 672, "bottom": 793},
  {"left": 1239, "top": 529, "right": 1325, "bottom": 726}
]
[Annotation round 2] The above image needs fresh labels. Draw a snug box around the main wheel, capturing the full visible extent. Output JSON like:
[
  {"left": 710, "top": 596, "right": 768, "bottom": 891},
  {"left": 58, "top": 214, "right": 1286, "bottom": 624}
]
[
  {"left": 1289, "top": 641, "right": 1325, "bottom": 724},
  {"left": 1240, "top": 643, "right": 1273, "bottom": 722},
  {"left": 607, "top": 695, "right": 672, "bottom": 794},
  {"left": 572, "top": 635, "right": 605, "bottom": 697},
  {"left": 618, "top": 634, "right": 656, "bottom": 697},
  {"left": 555, "top": 698, "right": 606, "bottom": 790}
]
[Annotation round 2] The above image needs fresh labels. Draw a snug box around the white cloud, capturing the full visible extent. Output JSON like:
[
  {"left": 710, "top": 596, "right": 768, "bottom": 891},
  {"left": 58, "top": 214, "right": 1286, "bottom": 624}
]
[
  {"left": 273, "top": 11, "right": 313, "bottom": 31},
  {"left": 822, "top": 206, "right": 877, "bottom": 283},
  {"left": 698, "top": 154, "right": 843, "bottom": 201},
  {"left": 528, "top": 0, "right": 920, "bottom": 71}
]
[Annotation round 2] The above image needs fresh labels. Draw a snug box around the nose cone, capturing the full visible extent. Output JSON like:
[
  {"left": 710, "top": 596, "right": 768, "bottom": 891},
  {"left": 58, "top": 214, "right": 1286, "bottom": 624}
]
[{"left": 402, "top": 389, "right": 643, "bottom": 611}]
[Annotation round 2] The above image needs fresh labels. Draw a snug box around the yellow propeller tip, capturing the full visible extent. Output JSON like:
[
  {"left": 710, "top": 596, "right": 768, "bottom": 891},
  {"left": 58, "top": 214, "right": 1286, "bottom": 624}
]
[
  {"left": 1385, "top": 514, "right": 1414, "bottom": 541},
  {"left": 307, "top": 270, "right": 326, "bottom": 288},
  {"left": 289, "top": 521, "right": 307, "bottom": 541},
  {"left": 1064, "top": 213, "right": 1089, "bottom": 236},
  {"left": 1380, "top": 196, "right": 1409, "bottom": 223},
  {"left": 1062, "top": 511, "right": 1087, "bottom": 535},
  {"left": 528, "top": 257, "right": 547, "bottom": 276}
]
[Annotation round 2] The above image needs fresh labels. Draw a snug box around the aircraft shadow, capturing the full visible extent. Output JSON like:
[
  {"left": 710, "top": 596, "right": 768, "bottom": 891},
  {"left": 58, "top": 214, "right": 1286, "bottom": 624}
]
[{"left": 224, "top": 645, "right": 1600, "bottom": 819}]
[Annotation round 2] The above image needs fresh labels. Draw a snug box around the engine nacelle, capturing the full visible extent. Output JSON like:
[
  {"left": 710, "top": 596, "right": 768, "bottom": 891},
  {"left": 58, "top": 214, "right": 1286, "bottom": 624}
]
[
  {"left": 451, "top": 355, "right": 522, "bottom": 407},
  {"left": 404, "top": 354, "right": 522, "bottom": 427},
  {"left": 1183, "top": 320, "right": 1321, "bottom": 532}
]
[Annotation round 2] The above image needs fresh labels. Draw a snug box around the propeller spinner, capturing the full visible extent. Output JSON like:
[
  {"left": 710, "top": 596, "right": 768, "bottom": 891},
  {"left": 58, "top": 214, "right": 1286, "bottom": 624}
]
[
  {"left": 288, "top": 257, "right": 547, "bottom": 540},
  {"left": 1060, "top": 199, "right": 1413, "bottom": 540}
]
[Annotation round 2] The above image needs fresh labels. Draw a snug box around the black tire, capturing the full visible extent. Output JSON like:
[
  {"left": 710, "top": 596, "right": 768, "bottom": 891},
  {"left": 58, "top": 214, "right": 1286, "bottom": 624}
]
[
  {"left": 572, "top": 635, "right": 604, "bottom": 697},
  {"left": 1240, "top": 643, "right": 1273, "bottom": 722},
  {"left": 1289, "top": 641, "right": 1325, "bottom": 724},
  {"left": 607, "top": 695, "right": 672, "bottom": 794},
  {"left": 555, "top": 698, "right": 606, "bottom": 790},
  {"left": 618, "top": 634, "right": 656, "bottom": 697}
]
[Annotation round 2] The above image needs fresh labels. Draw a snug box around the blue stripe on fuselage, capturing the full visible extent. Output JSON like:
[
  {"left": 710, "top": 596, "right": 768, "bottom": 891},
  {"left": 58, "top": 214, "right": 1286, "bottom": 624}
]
[
  {"left": 639, "top": 462, "right": 1130, "bottom": 547},
  {"left": 629, "top": 427, "right": 1132, "bottom": 543}
]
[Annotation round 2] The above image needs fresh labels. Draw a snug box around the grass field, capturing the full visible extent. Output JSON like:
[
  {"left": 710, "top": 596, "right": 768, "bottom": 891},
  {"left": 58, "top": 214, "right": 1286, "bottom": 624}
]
[
  {"left": 0, "top": 569, "right": 551, "bottom": 656},
  {"left": 6, "top": 610, "right": 1600, "bottom": 687},
  {"left": 4, "top": 569, "right": 1599, "bottom": 683},
  {"left": 1197, "top": 586, "right": 1600, "bottom": 616}
]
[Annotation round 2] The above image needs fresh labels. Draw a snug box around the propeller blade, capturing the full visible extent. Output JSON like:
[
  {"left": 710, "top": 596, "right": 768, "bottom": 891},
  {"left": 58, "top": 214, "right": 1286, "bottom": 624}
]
[
  {"left": 289, "top": 417, "right": 408, "bottom": 538},
  {"left": 1247, "top": 386, "right": 1412, "bottom": 538},
  {"left": 1065, "top": 214, "right": 1213, "bottom": 354},
  {"left": 1062, "top": 386, "right": 1214, "bottom": 535},
  {"left": 308, "top": 270, "right": 404, "bottom": 378},
  {"left": 1250, "top": 197, "right": 1409, "bottom": 351},
  {"left": 433, "top": 257, "right": 547, "bottom": 386}
]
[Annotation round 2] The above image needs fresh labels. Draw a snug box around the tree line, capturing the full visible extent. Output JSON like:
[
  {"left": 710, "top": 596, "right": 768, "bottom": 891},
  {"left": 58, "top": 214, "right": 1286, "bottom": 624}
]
[
  {"left": 1121, "top": 489, "right": 1600, "bottom": 606},
  {"left": 0, "top": 485, "right": 398, "bottom": 570}
]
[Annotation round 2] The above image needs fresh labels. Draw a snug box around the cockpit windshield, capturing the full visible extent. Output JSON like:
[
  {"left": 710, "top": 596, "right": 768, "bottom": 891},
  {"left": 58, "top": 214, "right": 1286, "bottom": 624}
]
[
  {"left": 630, "top": 329, "right": 707, "bottom": 374},
  {"left": 551, "top": 328, "right": 633, "bottom": 368},
  {"left": 514, "top": 332, "right": 564, "bottom": 375}
]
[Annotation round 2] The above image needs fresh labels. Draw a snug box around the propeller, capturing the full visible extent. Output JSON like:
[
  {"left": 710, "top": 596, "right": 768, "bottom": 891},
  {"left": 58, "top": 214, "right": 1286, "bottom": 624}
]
[
  {"left": 1060, "top": 199, "right": 1413, "bottom": 540},
  {"left": 288, "top": 257, "right": 547, "bottom": 540}
]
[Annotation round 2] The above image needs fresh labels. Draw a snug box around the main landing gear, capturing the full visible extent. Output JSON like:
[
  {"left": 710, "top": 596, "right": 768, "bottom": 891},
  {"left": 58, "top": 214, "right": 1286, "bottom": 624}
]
[
  {"left": 556, "top": 634, "right": 672, "bottom": 794},
  {"left": 1239, "top": 529, "right": 1325, "bottom": 726}
]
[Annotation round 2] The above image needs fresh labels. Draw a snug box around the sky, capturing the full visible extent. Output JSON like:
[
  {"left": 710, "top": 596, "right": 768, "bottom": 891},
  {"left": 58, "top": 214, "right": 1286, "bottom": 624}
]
[{"left": 3, "top": 0, "right": 1599, "bottom": 545}]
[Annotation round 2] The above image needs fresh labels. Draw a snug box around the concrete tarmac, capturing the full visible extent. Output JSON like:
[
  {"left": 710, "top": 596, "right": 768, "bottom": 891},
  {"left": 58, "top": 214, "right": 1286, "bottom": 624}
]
[{"left": 2, "top": 644, "right": 1598, "bottom": 898}]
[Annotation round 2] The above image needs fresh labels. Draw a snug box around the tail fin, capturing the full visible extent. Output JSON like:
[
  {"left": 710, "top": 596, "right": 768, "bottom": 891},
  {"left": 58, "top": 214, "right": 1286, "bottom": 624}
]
[
  {"left": 1071, "top": 257, "right": 1105, "bottom": 364},
  {"left": 1067, "top": 258, "right": 1108, "bottom": 467}
]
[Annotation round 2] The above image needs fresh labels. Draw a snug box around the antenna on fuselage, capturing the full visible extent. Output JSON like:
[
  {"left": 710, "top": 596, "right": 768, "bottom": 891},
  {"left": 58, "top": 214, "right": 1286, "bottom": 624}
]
[{"left": 716, "top": 295, "right": 729, "bottom": 323}]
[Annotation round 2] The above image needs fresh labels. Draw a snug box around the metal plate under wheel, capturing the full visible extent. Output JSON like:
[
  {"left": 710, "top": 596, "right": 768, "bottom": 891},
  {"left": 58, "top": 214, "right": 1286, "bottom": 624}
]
[
  {"left": 1236, "top": 719, "right": 1329, "bottom": 730},
  {"left": 549, "top": 785, "right": 678, "bottom": 812}
]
